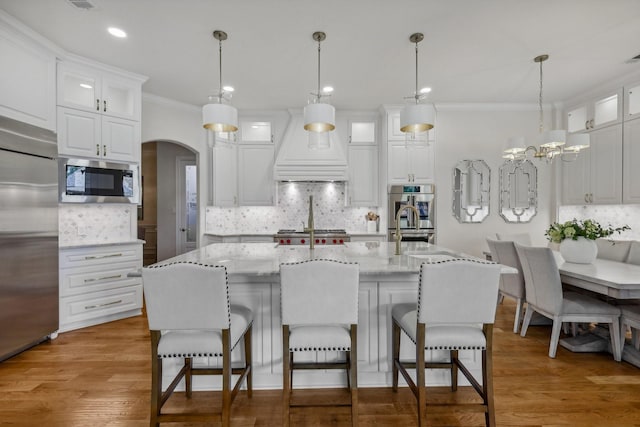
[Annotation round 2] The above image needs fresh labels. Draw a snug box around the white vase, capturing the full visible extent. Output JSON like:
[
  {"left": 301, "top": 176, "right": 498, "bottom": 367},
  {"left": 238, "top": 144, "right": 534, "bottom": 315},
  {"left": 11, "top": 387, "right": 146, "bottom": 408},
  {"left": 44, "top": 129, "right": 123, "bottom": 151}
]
[{"left": 559, "top": 237, "right": 598, "bottom": 264}]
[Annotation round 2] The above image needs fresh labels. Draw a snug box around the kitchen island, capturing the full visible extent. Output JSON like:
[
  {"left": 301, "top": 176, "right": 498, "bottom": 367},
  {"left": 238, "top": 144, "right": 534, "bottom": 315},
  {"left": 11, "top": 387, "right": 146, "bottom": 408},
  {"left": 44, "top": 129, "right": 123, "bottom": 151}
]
[{"left": 152, "top": 241, "right": 501, "bottom": 390}]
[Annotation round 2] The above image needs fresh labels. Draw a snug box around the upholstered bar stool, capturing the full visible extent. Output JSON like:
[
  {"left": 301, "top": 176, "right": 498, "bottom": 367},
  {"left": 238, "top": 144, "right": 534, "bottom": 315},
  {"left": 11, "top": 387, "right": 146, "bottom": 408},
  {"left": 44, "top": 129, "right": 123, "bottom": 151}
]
[
  {"left": 280, "top": 259, "right": 359, "bottom": 427},
  {"left": 392, "top": 259, "right": 502, "bottom": 427},
  {"left": 142, "top": 262, "right": 253, "bottom": 427},
  {"left": 487, "top": 238, "right": 526, "bottom": 333}
]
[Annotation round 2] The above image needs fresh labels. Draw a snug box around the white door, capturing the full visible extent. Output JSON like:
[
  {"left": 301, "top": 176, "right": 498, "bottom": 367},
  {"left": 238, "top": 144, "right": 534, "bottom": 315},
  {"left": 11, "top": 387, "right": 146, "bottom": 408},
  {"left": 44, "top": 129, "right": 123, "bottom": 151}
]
[{"left": 176, "top": 157, "right": 197, "bottom": 255}]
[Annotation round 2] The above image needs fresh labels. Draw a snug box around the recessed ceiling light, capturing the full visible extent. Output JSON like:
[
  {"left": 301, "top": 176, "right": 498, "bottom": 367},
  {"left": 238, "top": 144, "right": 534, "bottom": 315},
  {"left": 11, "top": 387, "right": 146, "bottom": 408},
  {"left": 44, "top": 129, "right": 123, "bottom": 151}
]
[
  {"left": 322, "top": 86, "right": 334, "bottom": 94},
  {"left": 420, "top": 87, "right": 432, "bottom": 94},
  {"left": 107, "top": 27, "right": 127, "bottom": 38},
  {"left": 222, "top": 85, "right": 234, "bottom": 92},
  {"left": 79, "top": 83, "right": 93, "bottom": 89}
]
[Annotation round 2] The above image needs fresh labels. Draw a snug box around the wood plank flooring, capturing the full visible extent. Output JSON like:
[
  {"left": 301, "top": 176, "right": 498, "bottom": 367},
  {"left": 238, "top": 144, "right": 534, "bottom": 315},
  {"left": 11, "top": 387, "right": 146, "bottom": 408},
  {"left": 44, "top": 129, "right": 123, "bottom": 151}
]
[{"left": 1, "top": 300, "right": 639, "bottom": 426}]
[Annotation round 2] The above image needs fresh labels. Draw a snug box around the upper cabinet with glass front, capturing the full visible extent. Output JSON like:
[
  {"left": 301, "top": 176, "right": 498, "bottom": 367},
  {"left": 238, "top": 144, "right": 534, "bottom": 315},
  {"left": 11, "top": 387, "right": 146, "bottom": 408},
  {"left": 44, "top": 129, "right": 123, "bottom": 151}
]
[
  {"left": 565, "top": 88, "right": 623, "bottom": 133},
  {"left": 624, "top": 81, "right": 640, "bottom": 122},
  {"left": 239, "top": 119, "right": 273, "bottom": 144},
  {"left": 57, "top": 60, "right": 144, "bottom": 121}
]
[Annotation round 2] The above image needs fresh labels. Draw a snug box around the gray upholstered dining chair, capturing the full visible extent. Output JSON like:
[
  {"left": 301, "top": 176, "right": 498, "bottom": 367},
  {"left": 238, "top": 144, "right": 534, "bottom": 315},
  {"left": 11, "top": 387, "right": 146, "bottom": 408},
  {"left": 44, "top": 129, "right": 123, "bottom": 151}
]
[
  {"left": 496, "top": 232, "right": 532, "bottom": 246},
  {"left": 280, "top": 259, "right": 359, "bottom": 427},
  {"left": 487, "top": 238, "right": 526, "bottom": 333},
  {"left": 626, "top": 241, "right": 640, "bottom": 265},
  {"left": 515, "top": 244, "right": 622, "bottom": 360},
  {"left": 391, "top": 259, "right": 502, "bottom": 427},
  {"left": 596, "top": 239, "right": 632, "bottom": 262},
  {"left": 142, "top": 262, "right": 253, "bottom": 427}
]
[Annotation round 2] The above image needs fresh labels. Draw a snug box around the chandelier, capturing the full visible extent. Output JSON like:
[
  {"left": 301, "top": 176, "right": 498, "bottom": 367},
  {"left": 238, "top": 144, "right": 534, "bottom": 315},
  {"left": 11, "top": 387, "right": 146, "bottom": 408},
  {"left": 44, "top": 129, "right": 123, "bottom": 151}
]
[{"left": 504, "top": 54, "right": 589, "bottom": 162}]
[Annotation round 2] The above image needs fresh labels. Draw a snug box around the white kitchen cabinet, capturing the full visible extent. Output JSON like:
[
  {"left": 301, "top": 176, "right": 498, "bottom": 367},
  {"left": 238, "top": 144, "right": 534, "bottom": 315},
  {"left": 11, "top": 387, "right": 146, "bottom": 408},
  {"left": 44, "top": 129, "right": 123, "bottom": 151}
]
[
  {"left": 561, "top": 124, "right": 622, "bottom": 205},
  {"left": 238, "top": 144, "right": 275, "bottom": 206},
  {"left": 0, "top": 20, "right": 56, "bottom": 131},
  {"left": 623, "top": 118, "right": 640, "bottom": 203},
  {"left": 59, "top": 243, "right": 143, "bottom": 333},
  {"left": 348, "top": 144, "right": 378, "bottom": 206},
  {"left": 349, "top": 120, "right": 376, "bottom": 145},
  {"left": 57, "top": 61, "right": 142, "bottom": 121},
  {"left": 212, "top": 119, "right": 275, "bottom": 207},
  {"left": 624, "top": 81, "right": 640, "bottom": 123},
  {"left": 57, "top": 106, "right": 140, "bottom": 162},
  {"left": 566, "top": 89, "right": 623, "bottom": 133},
  {"left": 388, "top": 141, "right": 434, "bottom": 184},
  {"left": 212, "top": 140, "right": 238, "bottom": 207}
]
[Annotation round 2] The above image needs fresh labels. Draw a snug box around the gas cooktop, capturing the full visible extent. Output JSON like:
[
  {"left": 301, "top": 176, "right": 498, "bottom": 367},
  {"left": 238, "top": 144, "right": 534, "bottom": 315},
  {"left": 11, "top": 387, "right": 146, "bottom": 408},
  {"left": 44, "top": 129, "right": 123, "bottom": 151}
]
[
  {"left": 276, "top": 229, "right": 348, "bottom": 235},
  {"left": 274, "top": 229, "right": 350, "bottom": 245}
]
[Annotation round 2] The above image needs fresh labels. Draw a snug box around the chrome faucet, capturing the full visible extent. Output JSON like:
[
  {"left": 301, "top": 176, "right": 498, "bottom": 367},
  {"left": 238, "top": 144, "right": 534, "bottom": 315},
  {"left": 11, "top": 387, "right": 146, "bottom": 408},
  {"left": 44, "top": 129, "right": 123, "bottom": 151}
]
[
  {"left": 304, "top": 195, "right": 315, "bottom": 249},
  {"left": 395, "top": 204, "right": 420, "bottom": 255}
]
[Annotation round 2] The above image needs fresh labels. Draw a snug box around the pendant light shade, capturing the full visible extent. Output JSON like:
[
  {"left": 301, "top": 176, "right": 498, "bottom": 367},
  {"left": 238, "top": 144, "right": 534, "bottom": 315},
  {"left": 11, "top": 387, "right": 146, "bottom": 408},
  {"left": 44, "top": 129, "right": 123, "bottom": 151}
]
[
  {"left": 203, "top": 103, "right": 238, "bottom": 132},
  {"left": 400, "top": 104, "right": 434, "bottom": 133},
  {"left": 401, "top": 33, "right": 434, "bottom": 133},
  {"left": 304, "top": 31, "right": 335, "bottom": 136},
  {"left": 304, "top": 103, "right": 335, "bottom": 132},
  {"left": 202, "top": 30, "right": 238, "bottom": 132}
]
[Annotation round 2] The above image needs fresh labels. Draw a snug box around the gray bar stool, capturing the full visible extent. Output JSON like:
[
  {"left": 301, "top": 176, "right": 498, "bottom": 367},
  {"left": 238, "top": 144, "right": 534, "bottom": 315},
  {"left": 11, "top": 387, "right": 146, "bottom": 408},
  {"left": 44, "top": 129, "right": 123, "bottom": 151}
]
[
  {"left": 280, "top": 259, "right": 359, "bottom": 427},
  {"left": 142, "top": 262, "right": 253, "bottom": 427}
]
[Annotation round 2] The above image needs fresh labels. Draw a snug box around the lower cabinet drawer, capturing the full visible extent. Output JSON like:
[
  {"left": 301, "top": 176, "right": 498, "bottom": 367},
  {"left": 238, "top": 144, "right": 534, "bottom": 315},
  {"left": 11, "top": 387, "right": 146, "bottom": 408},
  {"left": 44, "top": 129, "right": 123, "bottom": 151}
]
[
  {"left": 60, "top": 284, "right": 143, "bottom": 326},
  {"left": 59, "top": 261, "right": 140, "bottom": 296}
]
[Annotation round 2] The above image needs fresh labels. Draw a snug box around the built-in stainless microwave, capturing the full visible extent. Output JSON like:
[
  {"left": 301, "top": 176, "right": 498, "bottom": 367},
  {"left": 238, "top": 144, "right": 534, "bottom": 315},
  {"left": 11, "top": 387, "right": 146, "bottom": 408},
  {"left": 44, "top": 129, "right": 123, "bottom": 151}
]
[{"left": 59, "top": 158, "right": 139, "bottom": 203}]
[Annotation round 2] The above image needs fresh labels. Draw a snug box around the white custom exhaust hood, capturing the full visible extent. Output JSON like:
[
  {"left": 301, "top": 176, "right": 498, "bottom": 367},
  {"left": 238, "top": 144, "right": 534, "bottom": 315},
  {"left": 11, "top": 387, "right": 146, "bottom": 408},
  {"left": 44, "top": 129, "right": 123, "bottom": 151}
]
[{"left": 273, "top": 110, "right": 348, "bottom": 181}]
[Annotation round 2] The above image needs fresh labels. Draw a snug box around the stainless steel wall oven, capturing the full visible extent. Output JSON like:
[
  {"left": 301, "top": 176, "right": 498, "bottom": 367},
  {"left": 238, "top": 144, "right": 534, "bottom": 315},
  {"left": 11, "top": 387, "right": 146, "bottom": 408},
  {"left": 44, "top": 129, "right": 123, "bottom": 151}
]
[{"left": 387, "top": 184, "right": 436, "bottom": 243}]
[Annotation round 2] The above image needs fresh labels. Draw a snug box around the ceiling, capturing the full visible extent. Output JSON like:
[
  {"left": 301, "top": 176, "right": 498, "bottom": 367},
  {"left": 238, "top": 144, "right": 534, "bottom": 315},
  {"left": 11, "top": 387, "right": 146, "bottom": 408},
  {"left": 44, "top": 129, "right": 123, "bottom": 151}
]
[{"left": 3, "top": 0, "right": 640, "bottom": 111}]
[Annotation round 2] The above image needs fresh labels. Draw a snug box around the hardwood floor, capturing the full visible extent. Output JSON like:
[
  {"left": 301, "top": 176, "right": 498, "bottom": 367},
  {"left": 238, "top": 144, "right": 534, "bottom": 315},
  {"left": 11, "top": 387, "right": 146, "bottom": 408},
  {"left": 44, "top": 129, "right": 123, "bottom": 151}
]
[{"left": 1, "top": 300, "right": 639, "bottom": 426}]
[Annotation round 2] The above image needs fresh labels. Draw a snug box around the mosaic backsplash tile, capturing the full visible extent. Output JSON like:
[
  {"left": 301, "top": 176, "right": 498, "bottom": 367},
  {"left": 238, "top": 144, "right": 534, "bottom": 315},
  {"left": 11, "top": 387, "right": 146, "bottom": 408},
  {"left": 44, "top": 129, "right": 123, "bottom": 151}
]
[
  {"left": 59, "top": 204, "right": 134, "bottom": 246},
  {"left": 206, "top": 182, "right": 379, "bottom": 234},
  {"left": 559, "top": 205, "right": 640, "bottom": 240}
]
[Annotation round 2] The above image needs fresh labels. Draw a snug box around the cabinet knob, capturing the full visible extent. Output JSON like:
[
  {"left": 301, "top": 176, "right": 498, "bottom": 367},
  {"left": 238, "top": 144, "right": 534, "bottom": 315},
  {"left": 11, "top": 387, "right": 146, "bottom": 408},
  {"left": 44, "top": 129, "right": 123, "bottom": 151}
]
[{"left": 180, "top": 228, "right": 186, "bottom": 232}]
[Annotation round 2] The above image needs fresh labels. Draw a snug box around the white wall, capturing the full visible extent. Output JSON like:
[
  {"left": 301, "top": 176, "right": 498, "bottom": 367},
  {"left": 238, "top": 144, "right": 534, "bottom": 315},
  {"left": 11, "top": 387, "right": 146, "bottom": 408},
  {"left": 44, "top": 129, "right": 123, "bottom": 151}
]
[
  {"left": 434, "top": 105, "right": 554, "bottom": 257},
  {"left": 141, "top": 93, "right": 208, "bottom": 251}
]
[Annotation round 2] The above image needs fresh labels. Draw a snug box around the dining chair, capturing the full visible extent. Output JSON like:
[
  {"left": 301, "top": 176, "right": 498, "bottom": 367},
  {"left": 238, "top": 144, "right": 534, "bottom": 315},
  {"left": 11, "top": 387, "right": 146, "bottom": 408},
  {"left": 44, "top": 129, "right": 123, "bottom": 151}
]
[
  {"left": 391, "top": 259, "right": 502, "bottom": 427},
  {"left": 626, "top": 241, "right": 640, "bottom": 265},
  {"left": 280, "top": 259, "right": 359, "bottom": 427},
  {"left": 620, "top": 304, "right": 640, "bottom": 351},
  {"left": 496, "top": 232, "right": 532, "bottom": 246},
  {"left": 515, "top": 244, "right": 622, "bottom": 360},
  {"left": 487, "top": 238, "right": 526, "bottom": 333},
  {"left": 142, "top": 262, "right": 253, "bottom": 427},
  {"left": 595, "top": 239, "right": 632, "bottom": 262}
]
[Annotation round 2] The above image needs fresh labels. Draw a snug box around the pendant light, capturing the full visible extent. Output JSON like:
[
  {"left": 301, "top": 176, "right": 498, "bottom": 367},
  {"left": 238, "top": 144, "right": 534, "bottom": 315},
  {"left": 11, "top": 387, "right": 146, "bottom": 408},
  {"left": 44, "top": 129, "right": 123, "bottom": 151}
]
[
  {"left": 400, "top": 33, "right": 434, "bottom": 134},
  {"left": 202, "top": 30, "right": 238, "bottom": 132},
  {"left": 304, "top": 31, "right": 335, "bottom": 134},
  {"left": 503, "top": 54, "right": 589, "bottom": 162}
]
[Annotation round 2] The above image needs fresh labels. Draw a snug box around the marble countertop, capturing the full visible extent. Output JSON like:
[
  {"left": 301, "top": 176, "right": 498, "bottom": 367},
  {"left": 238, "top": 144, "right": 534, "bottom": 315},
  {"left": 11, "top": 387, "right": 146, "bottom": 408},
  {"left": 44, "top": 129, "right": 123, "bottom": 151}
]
[{"left": 153, "top": 241, "right": 511, "bottom": 277}]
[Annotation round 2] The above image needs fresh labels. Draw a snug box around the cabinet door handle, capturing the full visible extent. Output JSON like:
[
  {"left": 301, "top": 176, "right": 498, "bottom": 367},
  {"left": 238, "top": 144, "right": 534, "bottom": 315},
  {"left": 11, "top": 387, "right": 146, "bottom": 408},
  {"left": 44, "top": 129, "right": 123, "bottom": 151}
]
[
  {"left": 96, "top": 99, "right": 100, "bottom": 111},
  {"left": 589, "top": 119, "right": 594, "bottom": 129},
  {"left": 84, "top": 299, "right": 122, "bottom": 310},
  {"left": 103, "top": 100, "right": 107, "bottom": 112},
  {"left": 84, "top": 253, "right": 123, "bottom": 260},
  {"left": 590, "top": 193, "right": 594, "bottom": 203},
  {"left": 84, "top": 274, "right": 122, "bottom": 283},
  {"left": 584, "top": 194, "right": 589, "bottom": 203},
  {"left": 103, "top": 145, "right": 107, "bottom": 156},
  {"left": 585, "top": 120, "right": 589, "bottom": 130},
  {"left": 96, "top": 144, "right": 100, "bottom": 156}
]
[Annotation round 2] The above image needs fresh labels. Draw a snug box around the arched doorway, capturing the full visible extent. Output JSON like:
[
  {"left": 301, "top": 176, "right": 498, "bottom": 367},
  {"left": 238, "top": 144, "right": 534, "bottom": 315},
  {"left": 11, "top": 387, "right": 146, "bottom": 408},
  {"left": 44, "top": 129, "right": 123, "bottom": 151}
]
[{"left": 138, "top": 140, "right": 198, "bottom": 265}]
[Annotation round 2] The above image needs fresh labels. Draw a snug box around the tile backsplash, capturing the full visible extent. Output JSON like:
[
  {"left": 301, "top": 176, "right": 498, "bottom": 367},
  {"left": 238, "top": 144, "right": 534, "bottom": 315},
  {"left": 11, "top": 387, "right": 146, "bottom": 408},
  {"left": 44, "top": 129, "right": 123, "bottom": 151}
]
[
  {"left": 206, "top": 182, "right": 379, "bottom": 234},
  {"left": 59, "top": 204, "right": 134, "bottom": 246},
  {"left": 558, "top": 204, "right": 640, "bottom": 240}
]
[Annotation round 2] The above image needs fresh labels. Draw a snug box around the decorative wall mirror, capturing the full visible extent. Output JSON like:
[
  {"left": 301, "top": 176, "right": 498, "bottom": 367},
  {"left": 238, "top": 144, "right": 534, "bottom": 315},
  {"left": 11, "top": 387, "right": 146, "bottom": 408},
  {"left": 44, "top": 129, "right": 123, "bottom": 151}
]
[
  {"left": 452, "top": 160, "right": 490, "bottom": 223},
  {"left": 499, "top": 160, "right": 537, "bottom": 223}
]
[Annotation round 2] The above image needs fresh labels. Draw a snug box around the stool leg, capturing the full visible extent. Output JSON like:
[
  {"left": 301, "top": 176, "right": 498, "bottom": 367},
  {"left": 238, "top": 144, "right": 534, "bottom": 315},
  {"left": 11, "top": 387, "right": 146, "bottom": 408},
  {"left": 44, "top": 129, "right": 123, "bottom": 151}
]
[
  {"left": 450, "top": 350, "right": 458, "bottom": 392},
  {"left": 244, "top": 324, "right": 253, "bottom": 398},
  {"left": 185, "top": 357, "right": 192, "bottom": 398},
  {"left": 392, "top": 319, "right": 401, "bottom": 391},
  {"left": 416, "top": 323, "right": 427, "bottom": 427},
  {"left": 483, "top": 324, "right": 496, "bottom": 427},
  {"left": 282, "top": 325, "right": 291, "bottom": 427},
  {"left": 222, "top": 329, "right": 231, "bottom": 427},
  {"left": 350, "top": 324, "right": 358, "bottom": 427}
]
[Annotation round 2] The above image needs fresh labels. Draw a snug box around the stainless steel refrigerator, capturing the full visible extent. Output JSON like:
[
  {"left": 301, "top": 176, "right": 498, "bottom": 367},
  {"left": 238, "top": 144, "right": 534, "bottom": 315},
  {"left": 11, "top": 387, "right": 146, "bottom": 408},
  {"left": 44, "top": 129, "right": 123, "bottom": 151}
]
[{"left": 0, "top": 117, "right": 58, "bottom": 362}]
